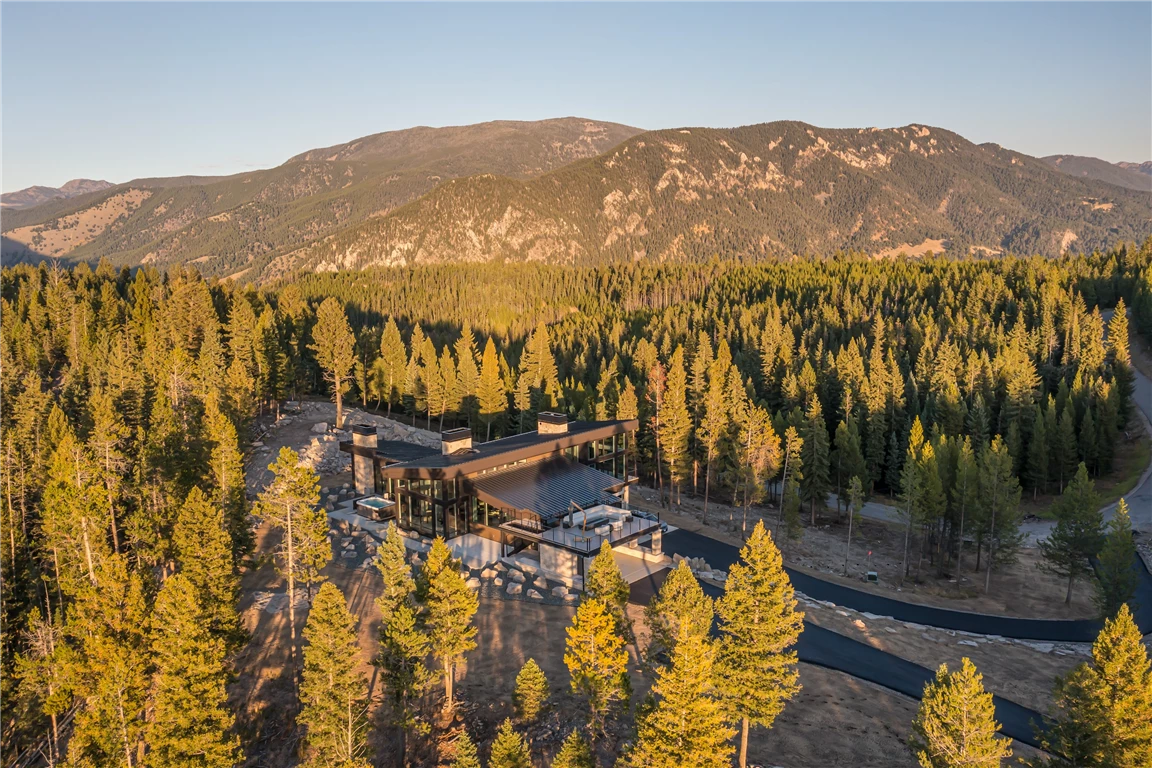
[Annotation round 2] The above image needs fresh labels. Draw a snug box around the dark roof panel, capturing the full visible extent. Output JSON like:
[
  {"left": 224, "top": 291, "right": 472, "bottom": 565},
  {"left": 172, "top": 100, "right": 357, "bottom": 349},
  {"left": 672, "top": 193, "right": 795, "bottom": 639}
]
[
  {"left": 471, "top": 457, "right": 625, "bottom": 521},
  {"left": 380, "top": 419, "right": 636, "bottom": 477},
  {"left": 376, "top": 440, "right": 440, "bottom": 463}
]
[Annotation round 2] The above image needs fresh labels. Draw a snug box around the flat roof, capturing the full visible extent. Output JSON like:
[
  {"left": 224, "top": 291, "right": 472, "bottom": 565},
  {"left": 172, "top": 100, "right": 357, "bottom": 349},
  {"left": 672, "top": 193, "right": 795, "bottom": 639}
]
[
  {"left": 376, "top": 440, "right": 440, "bottom": 463},
  {"left": 377, "top": 419, "right": 637, "bottom": 479},
  {"left": 471, "top": 456, "right": 626, "bottom": 521}
]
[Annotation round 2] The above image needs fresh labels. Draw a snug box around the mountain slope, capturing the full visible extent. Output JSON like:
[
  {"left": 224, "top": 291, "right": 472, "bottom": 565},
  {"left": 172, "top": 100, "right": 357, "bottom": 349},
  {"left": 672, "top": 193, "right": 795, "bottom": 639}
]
[
  {"left": 1, "top": 179, "right": 114, "bottom": 210},
  {"left": 1041, "top": 154, "right": 1152, "bottom": 192},
  {"left": 284, "top": 122, "right": 1151, "bottom": 275},
  {"left": 0, "top": 118, "right": 640, "bottom": 273},
  {"left": 1117, "top": 161, "right": 1152, "bottom": 178}
]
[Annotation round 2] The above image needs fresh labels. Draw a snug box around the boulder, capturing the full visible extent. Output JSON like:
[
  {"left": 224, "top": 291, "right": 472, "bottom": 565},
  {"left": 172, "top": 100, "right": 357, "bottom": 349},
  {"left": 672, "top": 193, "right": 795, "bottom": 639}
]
[
  {"left": 533, "top": 577, "right": 548, "bottom": 590},
  {"left": 481, "top": 569, "right": 498, "bottom": 580},
  {"left": 509, "top": 570, "right": 526, "bottom": 583},
  {"left": 527, "top": 589, "right": 543, "bottom": 600},
  {"left": 340, "top": 538, "right": 354, "bottom": 548},
  {"left": 466, "top": 578, "right": 481, "bottom": 591},
  {"left": 341, "top": 550, "right": 357, "bottom": 559},
  {"left": 506, "top": 582, "right": 523, "bottom": 596},
  {"left": 494, "top": 562, "right": 508, "bottom": 572},
  {"left": 312, "top": 422, "right": 329, "bottom": 434},
  {"left": 551, "top": 586, "right": 569, "bottom": 598},
  {"left": 699, "top": 571, "right": 714, "bottom": 580},
  {"left": 493, "top": 577, "right": 504, "bottom": 587},
  {"left": 518, "top": 562, "right": 539, "bottom": 576},
  {"left": 563, "top": 593, "right": 579, "bottom": 603},
  {"left": 957, "top": 639, "right": 979, "bottom": 647}
]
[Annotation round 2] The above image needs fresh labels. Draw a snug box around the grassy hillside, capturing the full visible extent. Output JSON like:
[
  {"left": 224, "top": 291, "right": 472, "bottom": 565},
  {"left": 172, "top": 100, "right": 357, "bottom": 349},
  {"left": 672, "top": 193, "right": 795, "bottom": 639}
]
[
  {"left": 0, "top": 118, "right": 640, "bottom": 275},
  {"left": 1042, "top": 154, "right": 1152, "bottom": 192},
  {"left": 290, "top": 122, "right": 1151, "bottom": 274}
]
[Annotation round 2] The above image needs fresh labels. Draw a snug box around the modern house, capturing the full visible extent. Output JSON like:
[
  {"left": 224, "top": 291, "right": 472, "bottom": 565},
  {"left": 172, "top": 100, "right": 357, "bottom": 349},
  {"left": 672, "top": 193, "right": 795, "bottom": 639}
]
[{"left": 340, "top": 412, "right": 663, "bottom": 584}]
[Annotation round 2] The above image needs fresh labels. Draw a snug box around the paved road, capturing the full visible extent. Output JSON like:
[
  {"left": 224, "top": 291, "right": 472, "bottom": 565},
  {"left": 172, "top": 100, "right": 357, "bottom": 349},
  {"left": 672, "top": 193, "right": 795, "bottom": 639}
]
[{"left": 630, "top": 568, "right": 1046, "bottom": 749}]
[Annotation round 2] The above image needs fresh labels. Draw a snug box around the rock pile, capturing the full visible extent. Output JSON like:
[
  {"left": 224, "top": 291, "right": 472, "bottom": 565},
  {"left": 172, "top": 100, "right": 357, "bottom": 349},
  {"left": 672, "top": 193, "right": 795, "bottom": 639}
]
[
  {"left": 672, "top": 553, "right": 728, "bottom": 582},
  {"left": 298, "top": 432, "right": 352, "bottom": 475}
]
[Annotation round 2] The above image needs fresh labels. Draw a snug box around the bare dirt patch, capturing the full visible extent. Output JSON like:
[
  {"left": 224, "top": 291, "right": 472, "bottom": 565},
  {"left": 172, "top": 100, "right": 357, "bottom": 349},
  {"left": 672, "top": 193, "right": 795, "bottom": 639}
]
[
  {"left": 874, "top": 238, "right": 948, "bottom": 259},
  {"left": 801, "top": 599, "right": 1084, "bottom": 713}
]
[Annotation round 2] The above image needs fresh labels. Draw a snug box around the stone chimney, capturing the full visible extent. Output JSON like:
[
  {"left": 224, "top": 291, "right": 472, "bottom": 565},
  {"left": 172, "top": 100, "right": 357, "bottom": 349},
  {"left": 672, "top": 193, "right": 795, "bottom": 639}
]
[
  {"left": 538, "top": 412, "right": 569, "bottom": 435},
  {"left": 441, "top": 427, "right": 473, "bottom": 455},
  {"left": 351, "top": 424, "right": 378, "bottom": 496}
]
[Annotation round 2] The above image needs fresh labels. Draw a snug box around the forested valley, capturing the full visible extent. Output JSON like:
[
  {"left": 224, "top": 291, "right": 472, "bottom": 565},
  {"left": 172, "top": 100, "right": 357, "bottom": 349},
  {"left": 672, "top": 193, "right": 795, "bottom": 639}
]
[{"left": 4, "top": 240, "right": 1152, "bottom": 766}]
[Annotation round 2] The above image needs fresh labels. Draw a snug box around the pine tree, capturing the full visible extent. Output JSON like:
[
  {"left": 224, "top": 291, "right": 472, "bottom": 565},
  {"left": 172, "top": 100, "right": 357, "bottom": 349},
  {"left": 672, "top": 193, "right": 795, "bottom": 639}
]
[
  {"left": 1039, "top": 463, "right": 1104, "bottom": 604},
  {"left": 1109, "top": 312, "right": 1136, "bottom": 428},
  {"left": 585, "top": 541, "right": 631, "bottom": 635},
  {"left": 13, "top": 608, "right": 69, "bottom": 764},
  {"left": 1093, "top": 498, "right": 1137, "bottom": 618},
  {"left": 844, "top": 475, "right": 864, "bottom": 577},
  {"left": 1079, "top": 407, "right": 1098, "bottom": 474},
  {"left": 87, "top": 389, "right": 129, "bottom": 553},
  {"left": 489, "top": 718, "right": 531, "bottom": 768},
  {"left": 147, "top": 574, "right": 242, "bottom": 768},
  {"left": 65, "top": 556, "right": 150, "bottom": 768},
  {"left": 915, "top": 442, "right": 946, "bottom": 582},
  {"left": 910, "top": 658, "right": 1012, "bottom": 768},
  {"left": 951, "top": 437, "right": 979, "bottom": 584},
  {"left": 513, "top": 657, "right": 550, "bottom": 723},
  {"left": 309, "top": 297, "right": 356, "bottom": 429},
  {"left": 659, "top": 346, "right": 692, "bottom": 505},
  {"left": 254, "top": 446, "right": 325, "bottom": 689},
  {"left": 172, "top": 487, "right": 242, "bottom": 651},
  {"left": 699, "top": 352, "right": 730, "bottom": 515},
  {"left": 1056, "top": 405, "right": 1079, "bottom": 490},
  {"left": 644, "top": 560, "right": 714, "bottom": 664},
  {"left": 564, "top": 598, "right": 630, "bottom": 734},
  {"left": 628, "top": 626, "right": 735, "bottom": 768},
  {"left": 977, "top": 436, "right": 1023, "bottom": 593},
  {"left": 451, "top": 728, "right": 482, "bottom": 768},
  {"left": 1033, "top": 605, "right": 1152, "bottom": 767},
  {"left": 374, "top": 317, "right": 408, "bottom": 416},
  {"left": 1026, "top": 403, "right": 1048, "bottom": 499},
  {"left": 375, "top": 589, "right": 430, "bottom": 763},
  {"left": 478, "top": 337, "right": 508, "bottom": 441},
  {"left": 423, "top": 538, "right": 478, "bottom": 714},
  {"left": 833, "top": 415, "right": 866, "bottom": 516},
  {"left": 298, "top": 582, "right": 371, "bottom": 768},
  {"left": 551, "top": 729, "right": 594, "bottom": 768},
  {"left": 800, "top": 394, "right": 831, "bottom": 524},
  {"left": 714, "top": 521, "right": 804, "bottom": 768},
  {"left": 205, "top": 397, "right": 252, "bottom": 560},
  {"left": 899, "top": 418, "right": 924, "bottom": 586},
  {"left": 374, "top": 524, "right": 414, "bottom": 621}
]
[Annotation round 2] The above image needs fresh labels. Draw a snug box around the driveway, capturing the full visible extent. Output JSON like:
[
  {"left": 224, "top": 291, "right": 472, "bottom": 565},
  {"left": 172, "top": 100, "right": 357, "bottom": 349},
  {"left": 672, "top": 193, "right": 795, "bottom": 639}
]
[{"left": 629, "top": 567, "right": 1047, "bottom": 749}]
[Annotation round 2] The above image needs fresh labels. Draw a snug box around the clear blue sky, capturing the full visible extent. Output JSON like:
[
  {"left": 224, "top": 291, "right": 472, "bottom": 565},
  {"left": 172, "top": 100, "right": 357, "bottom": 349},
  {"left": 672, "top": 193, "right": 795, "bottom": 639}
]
[{"left": 3, "top": 2, "right": 1150, "bottom": 192}]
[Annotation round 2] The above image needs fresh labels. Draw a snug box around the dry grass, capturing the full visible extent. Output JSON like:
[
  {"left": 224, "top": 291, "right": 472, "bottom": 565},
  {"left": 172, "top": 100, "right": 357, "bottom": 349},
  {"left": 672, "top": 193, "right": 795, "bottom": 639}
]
[{"left": 634, "top": 488, "right": 1100, "bottom": 620}]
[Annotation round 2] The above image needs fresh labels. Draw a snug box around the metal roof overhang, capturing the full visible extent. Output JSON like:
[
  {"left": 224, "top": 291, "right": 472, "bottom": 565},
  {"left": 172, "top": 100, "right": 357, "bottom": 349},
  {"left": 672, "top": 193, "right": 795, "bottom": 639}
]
[
  {"left": 377, "top": 419, "right": 637, "bottom": 480},
  {"left": 469, "top": 456, "right": 627, "bottom": 521}
]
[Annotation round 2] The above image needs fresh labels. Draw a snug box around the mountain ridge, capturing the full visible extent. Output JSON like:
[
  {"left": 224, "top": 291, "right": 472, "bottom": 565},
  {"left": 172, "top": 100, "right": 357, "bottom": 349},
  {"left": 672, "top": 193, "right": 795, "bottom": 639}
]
[
  {"left": 1, "top": 118, "right": 641, "bottom": 273},
  {"left": 1041, "top": 154, "right": 1152, "bottom": 192},
  {"left": 4, "top": 119, "right": 1149, "bottom": 280},
  {"left": 283, "top": 121, "right": 1150, "bottom": 277},
  {"left": 1, "top": 178, "right": 115, "bottom": 210}
]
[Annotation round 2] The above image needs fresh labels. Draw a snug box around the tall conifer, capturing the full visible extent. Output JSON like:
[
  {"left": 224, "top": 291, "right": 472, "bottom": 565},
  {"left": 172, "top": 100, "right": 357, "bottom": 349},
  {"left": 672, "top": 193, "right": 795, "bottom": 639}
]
[
  {"left": 714, "top": 521, "right": 804, "bottom": 768},
  {"left": 297, "top": 582, "right": 371, "bottom": 768}
]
